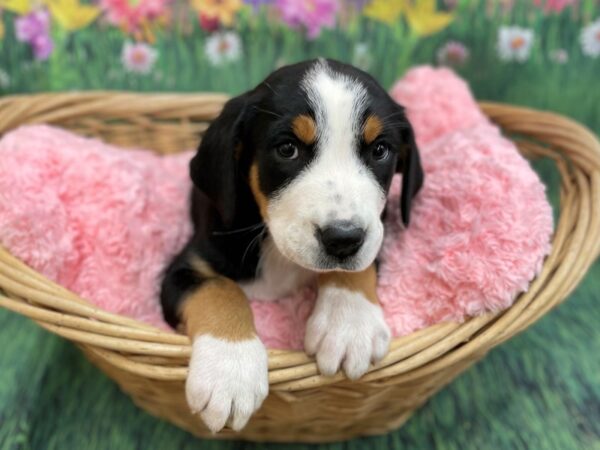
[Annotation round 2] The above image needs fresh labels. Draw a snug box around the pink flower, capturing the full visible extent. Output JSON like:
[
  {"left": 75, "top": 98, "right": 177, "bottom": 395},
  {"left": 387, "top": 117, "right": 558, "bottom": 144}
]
[
  {"left": 437, "top": 41, "right": 469, "bottom": 66},
  {"left": 31, "top": 34, "right": 54, "bottom": 60},
  {"left": 533, "top": 0, "right": 576, "bottom": 13},
  {"left": 14, "top": 9, "right": 54, "bottom": 61},
  {"left": 101, "top": 0, "right": 171, "bottom": 32},
  {"left": 15, "top": 9, "right": 50, "bottom": 43},
  {"left": 199, "top": 13, "right": 220, "bottom": 32},
  {"left": 121, "top": 41, "right": 158, "bottom": 74},
  {"left": 275, "top": 0, "right": 339, "bottom": 39}
]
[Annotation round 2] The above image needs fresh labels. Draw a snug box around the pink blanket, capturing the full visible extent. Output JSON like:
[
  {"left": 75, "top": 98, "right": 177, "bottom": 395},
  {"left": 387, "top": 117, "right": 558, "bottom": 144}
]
[{"left": 0, "top": 67, "right": 553, "bottom": 349}]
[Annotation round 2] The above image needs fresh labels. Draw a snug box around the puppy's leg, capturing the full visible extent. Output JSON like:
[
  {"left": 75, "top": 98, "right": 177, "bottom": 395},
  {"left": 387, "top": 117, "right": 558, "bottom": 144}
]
[
  {"left": 304, "top": 264, "right": 391, "bottom": 380},
  {"left": 161, "top": 255, "right": 268, "bottom": 433}
]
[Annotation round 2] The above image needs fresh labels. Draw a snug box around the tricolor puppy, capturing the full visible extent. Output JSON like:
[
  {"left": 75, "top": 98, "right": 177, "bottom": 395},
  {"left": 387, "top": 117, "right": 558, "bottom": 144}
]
[{"left": 160, "top": 59, "right": 424, "bottom": 432}]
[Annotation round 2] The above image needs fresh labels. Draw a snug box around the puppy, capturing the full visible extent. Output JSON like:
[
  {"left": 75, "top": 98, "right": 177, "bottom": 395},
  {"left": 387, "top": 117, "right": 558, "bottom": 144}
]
[{"left": 160, "top": 58, "right": 423, "bottom": 432}]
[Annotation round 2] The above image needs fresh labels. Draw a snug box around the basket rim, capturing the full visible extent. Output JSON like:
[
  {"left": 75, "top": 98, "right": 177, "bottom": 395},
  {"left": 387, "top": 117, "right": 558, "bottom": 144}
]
[{"left": 0, "top": 93, "right": 599, "bottom": 392}]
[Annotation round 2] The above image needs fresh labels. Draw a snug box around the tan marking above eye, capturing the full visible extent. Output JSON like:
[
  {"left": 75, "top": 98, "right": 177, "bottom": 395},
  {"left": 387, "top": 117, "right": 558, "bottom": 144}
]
[
  {"left": 292, "top": 114, "right": 317, "bottom": 145},
  {"left": 249, "top": 163, "right": 269, "bottom": 220},
  {"left": 363, "top": 115, "right": 383, "bottom": 145}
]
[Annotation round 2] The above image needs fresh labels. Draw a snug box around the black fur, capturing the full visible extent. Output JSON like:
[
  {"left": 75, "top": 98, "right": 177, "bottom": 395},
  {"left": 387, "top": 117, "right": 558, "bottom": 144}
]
[{"left": 160, "top": 59, "right": 424, "bottom": 328}]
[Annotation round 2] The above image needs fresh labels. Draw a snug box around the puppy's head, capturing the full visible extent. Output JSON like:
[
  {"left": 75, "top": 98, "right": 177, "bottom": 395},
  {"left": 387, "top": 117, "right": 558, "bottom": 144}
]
[{"left": 191, "top": 59, "right": 423, "bottom": 272}]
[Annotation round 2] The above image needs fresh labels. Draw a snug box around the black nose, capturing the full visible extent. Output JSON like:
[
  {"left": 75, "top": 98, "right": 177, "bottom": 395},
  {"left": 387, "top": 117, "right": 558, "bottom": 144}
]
[{"left": 317, "top": 221, "right": 365, "bottom": 259}]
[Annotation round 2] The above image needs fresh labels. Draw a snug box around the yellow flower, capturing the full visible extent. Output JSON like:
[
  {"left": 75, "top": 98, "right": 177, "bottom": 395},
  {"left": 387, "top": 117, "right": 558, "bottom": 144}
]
[
  {"left": 192, "top": 0, "right": 242, "bottom": 27},
  {"left": 0, "top": 0, "right": 99, "bottom": 31},
  {"left": 405, "top": 0, "right": 453, "bottom": 37},
  {"left": 0, "top": 0, "right": 32, "bottom": 14},
  {"left": 45, "top": 0, "right": 100, "bottom": 31},
  {"left": 363, "top": 0, "right": 405, "bottom": 25}
]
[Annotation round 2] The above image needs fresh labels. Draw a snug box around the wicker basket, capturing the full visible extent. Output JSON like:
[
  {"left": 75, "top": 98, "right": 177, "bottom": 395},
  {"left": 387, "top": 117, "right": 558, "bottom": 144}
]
[{"left": 0, "top": 92, "right": 599, "bottom": 443}]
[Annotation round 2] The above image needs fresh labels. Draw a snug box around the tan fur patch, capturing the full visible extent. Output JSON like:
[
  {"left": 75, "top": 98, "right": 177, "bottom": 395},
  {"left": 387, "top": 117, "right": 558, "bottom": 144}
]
[
  {"left": 181, "top": 277, "right": 256, "bottom": 341},
  {"left": 249, "top": 163, "right": 269, "bottom": 220},
  {"left": 363, "top": 115, "right": 383, "bottom": 145},
  {"left": 318, "top": 264, "right": 379, "bottom": 304},
  {"left": 292, "top": 114, "right": 317, "bottom": 145},
  {"left": 189, "top": 255, "right": 217, "bottom": 278}
]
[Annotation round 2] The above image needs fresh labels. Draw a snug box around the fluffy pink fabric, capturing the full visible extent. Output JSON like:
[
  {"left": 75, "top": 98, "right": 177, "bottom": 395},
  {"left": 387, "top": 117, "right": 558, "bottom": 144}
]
[{"left": 0, "top": 67, "right": 553, "bottom": 349}]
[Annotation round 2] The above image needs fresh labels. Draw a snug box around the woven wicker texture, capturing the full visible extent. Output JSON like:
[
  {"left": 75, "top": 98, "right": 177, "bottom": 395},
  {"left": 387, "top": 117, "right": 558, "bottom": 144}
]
[{"left": 0, "top": 92, "right": 598, "bottom": 443}]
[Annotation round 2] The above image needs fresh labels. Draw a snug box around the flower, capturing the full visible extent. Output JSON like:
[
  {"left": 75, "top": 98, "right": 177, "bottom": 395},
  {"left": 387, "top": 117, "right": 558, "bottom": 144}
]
[
  {"left": 192, "top": 0, "right": 242, "bottom": 27},
  {"left": 364, "top": 0, "right": 453, "bottom": 36},
  {"left": 437, "top": 41, "right": 469, "bottom": 66},
  {"left": 549, "top": 48, "right": 568, "bottom": 64},
  {"left": 46, "top": 0, "right": 101, "bottom": 31},
  {"left": 31, "top": 33, "right": 53, "bottom": 60},
  {"left": 275, "top": 0, "right": 339, "bottom": 39},
  {"left": 533, "top": 0, "right": 576, "bottom": 14},
  {"left": 101, "top": 0, "right": 171, "bottom": 33},
  {"left": 352, "top": 42, "right": 372, "bottom": 70},
  {"left": 346, "top": 0, "right": 370, "bottom": 11},
  {"left": 199, "top": 12, "right": 220, "bottom": 31},
  {"left": 244, "top": 0, "right": 273, "bottom": 10},
  {"left": 14, "top": 9, "right": 54, "bottom": 60},
  {"left": 15, "top": 9, "right": 50, "bottom": 42},
  {"left": 363, "top": 0, "right": 404, "bottom": 25},
  {"left": 2, "top": 0, "right": 32, "bottom": 14},
  {"left": 580, "top": 18, "right": 600, "bottom": 58},
  {"left": 497, "top": 26, "right": 534, "bottom": 62},
  {"left": 404, "top": 0, "right": 454, "bottom": 37},
  {"left": 0, "top": 69, "right": 10, "bottom": 89},
  {"left": 121, "top": 41, "right": 158, "bottom": 74},
  {"left": 205, "top": 31, "right": 242, "bottom": 65}
]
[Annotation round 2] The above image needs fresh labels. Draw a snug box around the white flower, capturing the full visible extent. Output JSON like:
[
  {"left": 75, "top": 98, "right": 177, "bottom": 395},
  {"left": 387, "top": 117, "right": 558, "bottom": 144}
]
[
  {"left": 549, "top": 48, "right": 568, "bottom": 64},
  {"left": 580, "top": 18, "right": 600, "bottom": 58},
  {"left": 497, "top": 26, "right": 534, "bottom": 62},
  {"left": 205, "top": 31, "right": 242, "bottom": 66},
  {"left": 0, "top": 69, "right": 10, "bottom": 89},
  {"left": 352, "top": 43, "right": 372, "bottom": 71},
  {"left": 121, "top": 42, "right": 158, "bottom": 75}
]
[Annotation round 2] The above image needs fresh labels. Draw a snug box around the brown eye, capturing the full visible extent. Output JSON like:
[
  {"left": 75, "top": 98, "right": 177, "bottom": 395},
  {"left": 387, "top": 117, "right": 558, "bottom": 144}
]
[
  {"left": 276, "top": 143, "right": 299, "bottom": 160},
  {"left": 372, "top": 143, "right": 390, "bottom": 161}
]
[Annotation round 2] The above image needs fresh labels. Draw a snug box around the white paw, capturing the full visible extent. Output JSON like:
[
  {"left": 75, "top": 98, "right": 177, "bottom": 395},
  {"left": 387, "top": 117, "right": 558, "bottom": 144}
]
[
  {"left": 304, "top": 286, "right": 391, "bottom": 380},
  {"left": 186, "top": 335, "right": 269, "bottom": 433}
]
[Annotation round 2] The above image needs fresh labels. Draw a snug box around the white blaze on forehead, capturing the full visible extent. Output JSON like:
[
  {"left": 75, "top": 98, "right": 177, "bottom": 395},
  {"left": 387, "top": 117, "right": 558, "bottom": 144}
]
[{"left": 301, "top": 60, "right": 368, "bottom": 155}]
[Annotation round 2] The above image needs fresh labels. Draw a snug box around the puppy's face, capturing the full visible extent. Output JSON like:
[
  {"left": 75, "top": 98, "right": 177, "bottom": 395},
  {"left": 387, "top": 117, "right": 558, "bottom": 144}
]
[{"left": 191, "top": 59, "right": 423, "bottom": 273}]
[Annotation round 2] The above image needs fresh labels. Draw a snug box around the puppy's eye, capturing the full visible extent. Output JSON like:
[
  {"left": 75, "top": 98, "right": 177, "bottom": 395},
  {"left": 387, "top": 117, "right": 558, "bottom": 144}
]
[
  {"left": 276, "top": 143, "right": 299, "bottom": 160},
  {"left": 372, "top": 143, "right": 390, "bottom": 161}
]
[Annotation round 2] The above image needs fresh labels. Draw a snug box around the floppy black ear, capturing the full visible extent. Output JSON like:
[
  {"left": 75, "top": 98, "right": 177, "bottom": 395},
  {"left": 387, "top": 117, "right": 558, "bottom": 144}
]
[
  {"left": 397, "top": 120, "right": 424, "bottom": 226},
  {"left": 189, "top": 94, "right": 250, "bottom": 226}
]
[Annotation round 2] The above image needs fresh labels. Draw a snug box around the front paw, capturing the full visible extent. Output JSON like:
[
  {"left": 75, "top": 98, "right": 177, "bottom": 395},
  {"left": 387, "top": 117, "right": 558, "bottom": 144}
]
[
  {"left": 186, "top": 335, "right": 269, "bottom": 432},
  {"left": 304, "top": 287, "right": 391, "bottom": 380}
]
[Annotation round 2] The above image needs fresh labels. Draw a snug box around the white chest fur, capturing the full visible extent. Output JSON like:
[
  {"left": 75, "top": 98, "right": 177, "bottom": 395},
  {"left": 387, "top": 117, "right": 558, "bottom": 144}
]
[{"left": 240, "top": 236, "right": 315, "bottom": 301}]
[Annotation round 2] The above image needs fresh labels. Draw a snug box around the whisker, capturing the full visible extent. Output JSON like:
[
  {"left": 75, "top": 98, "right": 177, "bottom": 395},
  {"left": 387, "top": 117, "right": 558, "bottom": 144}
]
[
  {"left": 241, "top": 227, "right": 267, "bottom": 266},
  {"left": 212, "top": 223, "right": 265, "bottom": 236},
  {"left": 380, "top": 110, "right": 406, "bottom": 123},
  {"left": 252, "top": 106, "right": 283, "bottom": 119},
  {"left": 263, "top": 81, "right": 277, "bottom": 95}
]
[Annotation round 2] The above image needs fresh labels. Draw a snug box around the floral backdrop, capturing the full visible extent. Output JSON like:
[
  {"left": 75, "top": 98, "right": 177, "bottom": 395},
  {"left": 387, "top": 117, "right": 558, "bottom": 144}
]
[{"left": 0, "top": 0, "right": 599, "bottom": 132}]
